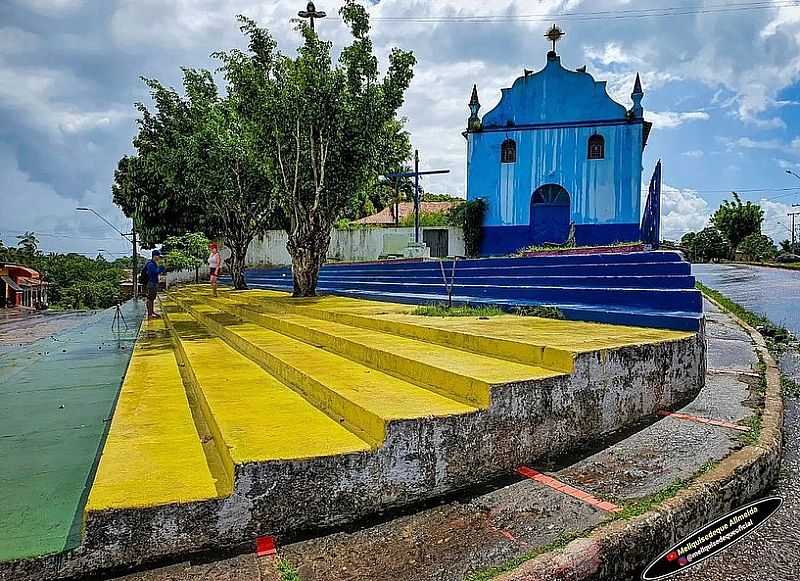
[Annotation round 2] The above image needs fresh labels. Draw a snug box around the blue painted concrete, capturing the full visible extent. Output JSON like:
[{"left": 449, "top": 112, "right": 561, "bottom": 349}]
[
  {"left": 466, "top": 51, "right": 647, "bottom": 255},
  {"left": 244, "top": 251, "right": 702, "bottom": 331},
  {"left": 480, "top": 223, "right": 643, "bottom": 254}
]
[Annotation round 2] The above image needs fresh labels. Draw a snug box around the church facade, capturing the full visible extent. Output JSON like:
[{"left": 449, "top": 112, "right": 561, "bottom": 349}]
[{"left": 465, "top": 37, "right": 651, "bottom": 255}]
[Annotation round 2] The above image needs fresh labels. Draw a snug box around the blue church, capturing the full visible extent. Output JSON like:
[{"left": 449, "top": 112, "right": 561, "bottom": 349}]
[{"left": 466, "top": 28, "right": 652, "bottom": 255}]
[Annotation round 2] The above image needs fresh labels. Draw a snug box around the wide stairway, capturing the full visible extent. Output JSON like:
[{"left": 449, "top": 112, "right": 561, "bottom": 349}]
[
  {"left": 245, "top": 250, "right": 702, "bottom": 331},
  {"left": 80, "top": 287, "right": 699, "bottom": 571}
]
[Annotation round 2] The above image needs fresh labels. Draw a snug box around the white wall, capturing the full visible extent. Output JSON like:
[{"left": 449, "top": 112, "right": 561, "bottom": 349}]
[
  {"left": 245, "top": 227, "right": 465, "bottom": 267},
  {"left": 166, "top": 266, "right": 210, "bottom": 286}
]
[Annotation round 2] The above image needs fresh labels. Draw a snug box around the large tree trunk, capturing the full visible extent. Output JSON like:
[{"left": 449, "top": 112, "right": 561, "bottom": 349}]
[
  {"left": 287, "top": 219, "right": 330, "bottom": 297},
  {"left": 229, "top": 242, "right": 249, "bottom": 290}
]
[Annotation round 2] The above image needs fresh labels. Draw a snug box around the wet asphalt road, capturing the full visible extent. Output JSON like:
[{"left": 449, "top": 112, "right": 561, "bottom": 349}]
[{"left": 681, "top": 264, "right": 800, "bottom": 581}]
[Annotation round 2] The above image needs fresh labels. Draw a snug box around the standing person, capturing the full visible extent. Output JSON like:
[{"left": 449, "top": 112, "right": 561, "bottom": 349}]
[
  {"left": 144, "top": 249, "right": 165, "bottom": 319},
  {"left": 208, "top": 243, "right": 223, "bottom": 297}
]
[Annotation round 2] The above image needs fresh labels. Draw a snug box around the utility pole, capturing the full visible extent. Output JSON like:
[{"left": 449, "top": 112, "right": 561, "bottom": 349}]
[
  {"left": 386, "top": 150, "right": 450, "bottom": 244},
  {"left": 790, "top": 205, "right": 800, "bottom": 249}
]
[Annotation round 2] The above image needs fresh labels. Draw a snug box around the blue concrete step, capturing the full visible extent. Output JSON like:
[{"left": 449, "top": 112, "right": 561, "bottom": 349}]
[
  {"left": 317, "top": 261, "right": 691, "bottom": 278},
  {"left": 322, "top": 251, "right": 684, "bottom": 270},
  {"left": 308, "top": 275, "right": 695, "bottom": 289},
  {"left": 241, "top": 251, "right": 703, "bottom": 331},
  {"left": 246, "top": 277, "right": 702, "bottom": 313}
]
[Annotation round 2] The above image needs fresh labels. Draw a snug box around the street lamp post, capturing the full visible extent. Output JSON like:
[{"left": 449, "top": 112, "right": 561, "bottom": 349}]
[{"left": 76, "top": 207, "right": 137, "bottom": 299}]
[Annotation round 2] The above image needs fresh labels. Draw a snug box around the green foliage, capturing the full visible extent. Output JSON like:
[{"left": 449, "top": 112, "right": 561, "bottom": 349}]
[
  {"left": 461, "top": 198, "right": 487, "bottom": 257},
  {"left": 682, "top": 227, "right": 730, "bottom": 262},
  {"left": 161, "top": 232, "right": 211, "bottom": 272},
  {"left": 398, "top": 210, "right": 452, "bottom": 227},
  {"left": 737, "top": 233, "right": 777, "bottom": 262},
  {"left": 421, "top": 193, "right": 463, "bottom": 202},
  {"left": 464, "top": 530, "right": 582, "bottom": 581},
  {"left": 781, "top": 374, "right": 800, "bottom": 397},
  {"left": 711, "top": 192, "right": 764, "bottom": 251},
  {"left": 259, "top": 2, "right": 415, "bottom": 295},
  {"left": 511, "top": 305, "right": 566, "bottom": 319},
  {"left": 0, "top": 236, "right": 124, "bottom": 310},
  {"left": 116, "top": 57, "right": 279, "bottom": 288},
  {"left": 412, "top": 304, "right": 505, "bottom": 317},
  {"left": 276, "top": 559, "right": 301, "bottom": 581}
]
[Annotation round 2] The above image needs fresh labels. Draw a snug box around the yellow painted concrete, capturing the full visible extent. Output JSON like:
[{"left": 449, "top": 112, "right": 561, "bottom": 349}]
[
  {"left": 175, "top": 290, "right": 561, "bottom": 408},
  {"left": 218, "top": 288, "right": 692, "bottom": 367},
  {"left": 86, "top": 319, "right": 221, "bottom": 511},
  {"left": 90, "top": 286, "right": 693, "bottom": 514},
  {"left": 160, "top": 300, "right": 371, "bottom": 463},
  {"left": 170, "top": 295, "right": 476, "bottom": 445}
]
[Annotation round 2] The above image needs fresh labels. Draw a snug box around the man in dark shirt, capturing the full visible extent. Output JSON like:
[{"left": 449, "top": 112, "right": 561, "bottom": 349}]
[{"left": 144, "top": 250, "right": 165, "bottom": 319}]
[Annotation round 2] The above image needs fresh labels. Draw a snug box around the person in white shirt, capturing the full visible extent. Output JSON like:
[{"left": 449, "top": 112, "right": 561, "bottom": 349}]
[{"left": 208, "top": 243, "right": 222, "bottom": 297}]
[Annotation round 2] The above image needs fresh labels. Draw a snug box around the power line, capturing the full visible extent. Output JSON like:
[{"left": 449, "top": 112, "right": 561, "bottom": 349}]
[
  {"left": 355, "top": 1, "right": 800, "bottom": 23},
  {"left": 0, "top": 229, "right": 124, "bottom": 241}
]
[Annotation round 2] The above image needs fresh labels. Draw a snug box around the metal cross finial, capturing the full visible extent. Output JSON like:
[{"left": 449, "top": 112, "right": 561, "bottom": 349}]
[
  {"left": 545, "top": 24, "right": 565, "bottom": 53},
  {"left": 298, "top": 1, "right": 326, "bottom": 31}
]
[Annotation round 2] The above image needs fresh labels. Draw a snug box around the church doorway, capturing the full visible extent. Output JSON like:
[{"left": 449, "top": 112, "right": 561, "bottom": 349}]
[{"left": 530, "top": 184, "right": 571, "bottom": 245}]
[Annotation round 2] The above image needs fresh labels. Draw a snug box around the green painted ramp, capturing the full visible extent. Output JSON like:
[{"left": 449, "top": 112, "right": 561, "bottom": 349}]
[{"left": 0, "top": 301, "right": 143, "bottom": 562}]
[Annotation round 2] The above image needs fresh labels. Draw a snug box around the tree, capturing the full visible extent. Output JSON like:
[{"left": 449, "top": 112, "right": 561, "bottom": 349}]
[
  {"left": 162, "top": 232, "right": 211, "bottom": 281},
  {"left": 16, "top": 231, "right": 40, "bottom": 258},
  {"left": 683, "top": 226, "right": 730, "bottom": 262},
  {"left": 115, "top": 65, "right": 278, "bottom": 289},
  {"left": 262, "top": 1, "right": 416, "bottom": 295},
  {"left": 711, "top": 193, "right": 764, "bottom": 252},
  {"left": 738, "top": 233, "right": 777, "bottom": 262}
]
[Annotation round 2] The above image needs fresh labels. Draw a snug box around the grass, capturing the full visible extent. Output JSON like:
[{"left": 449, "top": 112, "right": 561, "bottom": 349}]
[
  {"left": 411, "top": 303, "right": 566, "bottom": 320},
  {"left": 512, "top": 305, "right": 566, "bottom": 319},
  {"left": 277, "top": 558, "right": 301, "bottom": 581},
  {"left": 737, "top": 414, "right": 763, "bottom": 446},
  {"left": 412, "top": 304, "right": 505, "bottom": 317},
  {"left": 463, "top": 530, "right": 582, "bottom": 581},
  {"left": 519, "top": 241, "right": 641, "bottom": 254},
  {"left": 782, "top": 374, "right": 800, "bottom": 397}
]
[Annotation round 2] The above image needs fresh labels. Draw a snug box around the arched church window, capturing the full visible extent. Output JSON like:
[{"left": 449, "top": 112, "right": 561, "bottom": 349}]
[
  {"left": 588, "top": 134, "right": 604, "bottom": 160},
  {"left": 501, "top": 139, "right": 516, "bottom": 164}
]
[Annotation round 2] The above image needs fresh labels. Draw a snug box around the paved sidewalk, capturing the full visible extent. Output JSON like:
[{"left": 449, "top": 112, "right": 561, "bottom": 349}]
[
  {"left": 107, "top": 299, "right": 763, "bottom": 581},
  {"left": 678, "top": 352, "right": 800, "bottom": 581}
]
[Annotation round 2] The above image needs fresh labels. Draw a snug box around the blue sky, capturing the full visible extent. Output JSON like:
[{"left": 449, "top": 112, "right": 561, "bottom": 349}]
[{"left": 3, "top": 0, "right": 800, "bottom": 255}]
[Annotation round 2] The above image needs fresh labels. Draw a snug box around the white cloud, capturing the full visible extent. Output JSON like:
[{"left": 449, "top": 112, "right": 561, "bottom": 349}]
[
  {"left": 646, "top": 111, "right": 710, "bottom": 129},
  {"left": 759, "top": 198, "right": 798, "bottom": 243},
  {"left": 0, "top": 146, "right": 131, "bottom": 255},
  {"left": 682, "top": 150, "right": 705, "bottom": 158},
  {"left": 658, "top": 184, "right": 711, "bottom": 241}
]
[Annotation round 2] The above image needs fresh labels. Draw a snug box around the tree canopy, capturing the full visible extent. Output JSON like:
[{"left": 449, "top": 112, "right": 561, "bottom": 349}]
[
  {"left": 711, "top": 192, "right": 764, "bottom": 252},
  {"left": 114, "top": 1, "right": 414, "bottom": 293}
]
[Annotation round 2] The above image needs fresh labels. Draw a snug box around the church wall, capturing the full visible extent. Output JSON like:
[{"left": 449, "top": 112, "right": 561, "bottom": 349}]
[{"left": 467, "top": 121, "right": 643, "bottom": 254}]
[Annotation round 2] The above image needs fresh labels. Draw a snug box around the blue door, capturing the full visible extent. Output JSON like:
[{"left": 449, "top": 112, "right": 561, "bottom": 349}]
[{"left": 530, "top": 184, "right": 571, "bottom": 245}]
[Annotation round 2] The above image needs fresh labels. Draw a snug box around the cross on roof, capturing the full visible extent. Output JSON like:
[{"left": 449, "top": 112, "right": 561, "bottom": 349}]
[
  {"left": 545, "top": 24, "right": 565, "bottom": 53},
  {"left": 298, "top": 1, "right": 326, "bottom": 31}
]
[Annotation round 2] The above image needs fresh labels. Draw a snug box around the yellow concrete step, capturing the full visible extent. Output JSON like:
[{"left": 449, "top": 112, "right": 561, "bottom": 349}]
[
  {"left": 86, "top": 319, "right": 223, "bottom": 512},
  {"left": 227, "top": 290, "right": 576, "bottom": 372},
  {"left": 176, "top": 290, "right": 564, "bottom": 408},
  {"left": 159, "top": 300, "right": 372, "bottom": 466},
  {"left": 222, "top": 289, "right": 691, "bottom": 370},
  {"left": 170, "top": 294, "right": 477, "bottom": 446}
]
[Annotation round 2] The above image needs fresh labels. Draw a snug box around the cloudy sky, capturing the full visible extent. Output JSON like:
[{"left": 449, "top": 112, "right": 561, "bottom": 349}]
[{"left": 3, "top": 0, "right": 800, "bottom": 255}]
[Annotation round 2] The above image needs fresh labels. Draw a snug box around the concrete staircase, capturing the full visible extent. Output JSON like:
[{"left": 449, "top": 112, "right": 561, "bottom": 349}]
[
  {"left": 76, "top": 287, "right": 704, "bottom": 575},
  {"left": 244, "top": 250, "right": 702, "bottom": 331}
]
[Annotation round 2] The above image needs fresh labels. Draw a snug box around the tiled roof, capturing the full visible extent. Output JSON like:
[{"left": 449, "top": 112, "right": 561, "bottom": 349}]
[{"left": 353, "top": 202, "right": 461, "bottom": 225}]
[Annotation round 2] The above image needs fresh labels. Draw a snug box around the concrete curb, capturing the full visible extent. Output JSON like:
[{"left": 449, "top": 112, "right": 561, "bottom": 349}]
[{"left": 498, "top": 297, "right": 785, "bottom": 581}]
